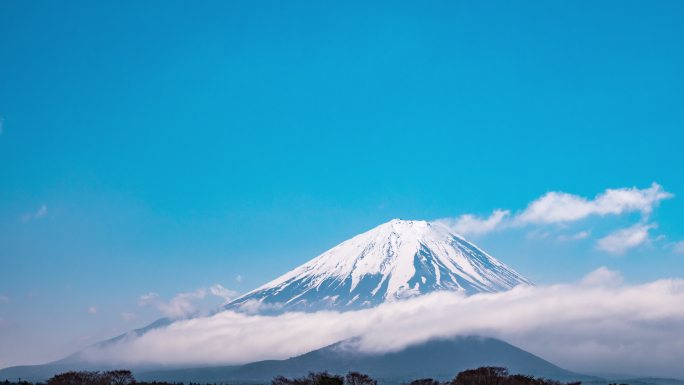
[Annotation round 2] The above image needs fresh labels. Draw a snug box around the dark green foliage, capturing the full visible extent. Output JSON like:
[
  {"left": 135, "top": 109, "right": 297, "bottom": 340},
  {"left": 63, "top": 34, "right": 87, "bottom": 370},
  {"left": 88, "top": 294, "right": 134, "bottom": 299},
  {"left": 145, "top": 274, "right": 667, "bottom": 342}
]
[
  {"left": 345, "top": 372, "right": 377, "bottom": 385},
  {"left": 44, "top": 371, "right": 176, "bottom": 385},
  {"left": 7, "top": 366, "right": 581, "bottom": 385},
  {"left": 453, "top": 367, "right": 510, "bottom": 385},
  {"left": 451, "top": 367, "right": 579, "bottom": 385},
  {"left": 46, "top": 370, "right": 134, "bottom": 385},
  {"left": 271, "top": 372, "right": 344, "bottom": 385},
  {"left": 47, "top": 371, "right": 108, "bottom": 385},
  {"left": 106, "top": 371, "right": 134, "bottom": 385}
]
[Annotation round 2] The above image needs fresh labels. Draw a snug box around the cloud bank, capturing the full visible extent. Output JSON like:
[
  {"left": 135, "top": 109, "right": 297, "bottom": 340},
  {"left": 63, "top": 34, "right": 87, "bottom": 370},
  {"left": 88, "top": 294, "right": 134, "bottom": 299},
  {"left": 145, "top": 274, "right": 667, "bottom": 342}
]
[{"left": 86, "top": 269, "right": 684, "bottom": 378}]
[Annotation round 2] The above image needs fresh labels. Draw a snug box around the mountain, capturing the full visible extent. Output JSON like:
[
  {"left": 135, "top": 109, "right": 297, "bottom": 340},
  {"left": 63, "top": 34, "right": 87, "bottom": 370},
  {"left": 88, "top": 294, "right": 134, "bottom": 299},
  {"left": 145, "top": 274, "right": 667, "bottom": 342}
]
[
  {"left": 0, "top": 220, "right": 533, "bottom": 382},
  {"left": 136, "top": 336, "right": 591, "bottom": 384},
  {"left": 5, "top": 336, "right": 682, "bottom": 385},
  {"left": 226, "top": 219, "right": 530, "bottom": 312},
  {"left": 0, "top": 319, "right": 175, "bottom": 382}
]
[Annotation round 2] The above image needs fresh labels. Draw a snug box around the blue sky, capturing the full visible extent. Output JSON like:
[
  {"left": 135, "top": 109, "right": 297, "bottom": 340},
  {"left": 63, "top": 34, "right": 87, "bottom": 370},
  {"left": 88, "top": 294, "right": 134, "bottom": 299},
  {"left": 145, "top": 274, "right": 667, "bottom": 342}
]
[{"left": 1, "top": 0, "right": 683, "bottom": 368}]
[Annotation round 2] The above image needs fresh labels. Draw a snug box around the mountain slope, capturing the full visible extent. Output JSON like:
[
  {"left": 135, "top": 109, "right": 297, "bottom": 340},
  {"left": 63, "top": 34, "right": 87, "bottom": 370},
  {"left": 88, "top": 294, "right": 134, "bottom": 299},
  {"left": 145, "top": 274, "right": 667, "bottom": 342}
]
[
  {"left": 0, "top": 318, "right": 174, "bottom": 382},
  {"left": 137, "top": 336, "right": 590, "bottom": 384},
  {"left": 227, "top": 219, "right": 530, "bottom": 312}
]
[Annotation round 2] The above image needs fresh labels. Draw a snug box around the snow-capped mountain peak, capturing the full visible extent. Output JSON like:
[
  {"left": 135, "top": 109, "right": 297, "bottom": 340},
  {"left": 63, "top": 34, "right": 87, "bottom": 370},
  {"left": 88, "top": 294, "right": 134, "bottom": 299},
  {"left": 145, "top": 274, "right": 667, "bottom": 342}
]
[{"left": 226, "top": 219, "right": 530, "bottom": 312}]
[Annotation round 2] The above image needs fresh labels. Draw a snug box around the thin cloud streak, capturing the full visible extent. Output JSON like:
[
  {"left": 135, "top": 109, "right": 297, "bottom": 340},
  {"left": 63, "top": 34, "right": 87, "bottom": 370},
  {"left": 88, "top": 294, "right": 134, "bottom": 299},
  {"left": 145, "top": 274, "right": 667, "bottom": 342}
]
[
  {"left": 21, "top": 204, "right": 48, "bottom": 223},
  {"left": 596, "top": 223, "right": 654, "bottom": 255},
  {"left": 86, "top": 269, "right": 684, "bottom": 378},
  {"left": 673, "top": 241, "right": 684, "bottom": 254}
]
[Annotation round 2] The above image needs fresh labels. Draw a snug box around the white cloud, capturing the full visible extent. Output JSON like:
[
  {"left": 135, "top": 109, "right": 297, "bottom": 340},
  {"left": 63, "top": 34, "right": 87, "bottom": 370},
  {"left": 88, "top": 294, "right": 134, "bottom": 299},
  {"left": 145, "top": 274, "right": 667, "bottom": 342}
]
[
  {"left": 673, "top": 241, "right": 684, "bottom": 254},
  {"left": 438, "top": 209, "right": 510, "bottom": 236},
  {"left": 236, "top": 275, "right": 244, "bottom": 283},
  {"left": 596, "top": 223, "right": 654, "bottom": 255},
  {"left": 579, "top": 266, "right": 624, "bottom": 287},
  {"left": 21, "top": 204, "right": 48, "bottom": 223},
  {"left": 440, "top": 183, "right": 672, "bottom": 238},
  {"left": 557, "top": 230, "right": 590, "bottom": 242},
  {"left": 87, "top": 306, "right": 98, "bottom": 315},
  {"left": 139, "top": 285, "right": 238, "bottom": 318},
  {"left": 156, "top": 290, "right": 206, "bottom": 318},
  {"left": 210, "top": 284, "right": 238, "bottom": 303},
  {"left": 137, "top": 293, "right": 159, "bottom": 307},
  {"left": 85, "top": 269, "right": 684, "bottom": 378},
  {"left": 517, "top": 183, "right": 671, "bottom": 225},
  {"left": 235, "top": 299, "right": 284, "bottom": 315}
]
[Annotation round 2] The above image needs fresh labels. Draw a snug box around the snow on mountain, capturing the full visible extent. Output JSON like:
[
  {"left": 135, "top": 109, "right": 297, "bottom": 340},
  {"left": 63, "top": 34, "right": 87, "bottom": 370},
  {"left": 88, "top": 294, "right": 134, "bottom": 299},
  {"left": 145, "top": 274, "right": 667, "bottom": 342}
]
[{"left": 226, "top": 219, "right": 530, "bottom": 313}]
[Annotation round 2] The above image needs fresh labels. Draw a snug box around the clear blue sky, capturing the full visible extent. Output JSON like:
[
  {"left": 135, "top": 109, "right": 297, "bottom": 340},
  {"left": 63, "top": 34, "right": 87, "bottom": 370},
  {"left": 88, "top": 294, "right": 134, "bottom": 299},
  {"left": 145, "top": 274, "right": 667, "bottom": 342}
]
[{"left": 1, "top": 0, "right": 683, "bottom": 367}]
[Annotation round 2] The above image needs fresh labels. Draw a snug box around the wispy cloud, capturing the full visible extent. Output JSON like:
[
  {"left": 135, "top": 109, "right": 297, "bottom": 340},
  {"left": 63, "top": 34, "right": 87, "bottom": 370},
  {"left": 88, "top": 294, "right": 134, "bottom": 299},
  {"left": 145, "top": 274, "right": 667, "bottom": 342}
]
[
  {"left": 579, "top": 266, "right": 624, "bottom": 287},
  {"left": 85, "top": 269, "right": 684, "bottom": 378},
  {"left": 87, "top": 306, "right": 98, "bottom": 315},
  {"left": 21, "top": 204, "right": 48, "bottom": 223},
  {"left": 138, "top": 285, "right": 238, "bottom": 318},
  {"left": 596, "top": 223, "right": 654, "bottom": 255},
  {"left": 439, "top": 184, "right": 672, "bottom": 249},
  {"left": 557, "top": 230, "right": 590, "bottom": 242},
  {"left": 236, "top": 275, "right": 244, "bottom": 283},
  {"left": 673, "top": 241, "right": 684, "bottom": 254},
  {"left": 439, "top": 209, "right": 510, "bottom": 236},
  {"left": 121, "top": 312, "right": 137, "bottom": 321},
  {"left": 516, "top": 183, "right": 671, "bottom": 225},
  {"left": 210, "top": 284, "right": 238, "bottom": 303},
  {"left": 138, "top": 290, "right": 206, "bottom": 318},
  {"left": 137, "top": 293, "right": 159, "bottom": 307}
]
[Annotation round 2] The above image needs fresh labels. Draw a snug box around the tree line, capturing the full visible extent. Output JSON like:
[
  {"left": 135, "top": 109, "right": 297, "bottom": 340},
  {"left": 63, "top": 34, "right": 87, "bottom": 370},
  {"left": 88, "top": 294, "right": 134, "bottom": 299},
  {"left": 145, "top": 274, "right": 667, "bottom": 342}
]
[
  {"left": 0, "top": 367, "right": 582, "bottom": 385},
  {"left": 272, "top": 367, "right": 581, "bottom": 385}
]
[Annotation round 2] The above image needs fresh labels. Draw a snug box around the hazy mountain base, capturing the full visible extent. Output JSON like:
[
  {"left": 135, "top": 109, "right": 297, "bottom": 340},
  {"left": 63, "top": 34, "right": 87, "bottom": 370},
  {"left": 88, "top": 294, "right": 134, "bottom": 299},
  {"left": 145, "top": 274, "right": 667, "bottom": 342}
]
[
  {"left": 2, "top": 337, "right": 682, "bottom": 385},
  {"left": 134, "top": 337, "right": 588, "bottom": 384}
]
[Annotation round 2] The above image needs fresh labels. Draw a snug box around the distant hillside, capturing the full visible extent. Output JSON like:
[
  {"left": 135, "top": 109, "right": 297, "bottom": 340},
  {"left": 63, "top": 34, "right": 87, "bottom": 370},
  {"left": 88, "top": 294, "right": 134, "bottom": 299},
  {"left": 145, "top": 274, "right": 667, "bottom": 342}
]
[
  {"left": 5, "top": 336, "right": 682, "bottom": 385},
  {"left": 137, "top": 336, "right": 591, "bottom": 384}
]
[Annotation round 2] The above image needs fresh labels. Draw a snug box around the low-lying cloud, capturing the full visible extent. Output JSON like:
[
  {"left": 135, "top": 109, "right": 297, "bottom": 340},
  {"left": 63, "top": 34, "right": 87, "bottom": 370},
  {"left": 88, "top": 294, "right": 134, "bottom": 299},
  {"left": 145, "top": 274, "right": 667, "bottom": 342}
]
[{"left": 85, "top": 269, "right": 684, "bottom": 378}]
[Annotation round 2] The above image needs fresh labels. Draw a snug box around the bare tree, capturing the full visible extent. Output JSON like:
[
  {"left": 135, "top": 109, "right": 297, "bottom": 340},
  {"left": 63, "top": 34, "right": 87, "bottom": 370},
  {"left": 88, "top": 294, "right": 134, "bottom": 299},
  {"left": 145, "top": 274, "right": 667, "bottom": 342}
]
[{"left": 345, "top": 372, "right": 377, "bottom": 385}]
